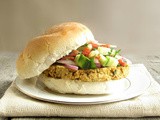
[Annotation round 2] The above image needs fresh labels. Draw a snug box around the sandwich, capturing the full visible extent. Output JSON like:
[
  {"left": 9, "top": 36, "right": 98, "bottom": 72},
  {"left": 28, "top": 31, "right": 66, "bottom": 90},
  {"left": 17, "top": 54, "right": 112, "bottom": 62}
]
[{"left": 16, "top": 22, "right": 131, "bottom": 94}]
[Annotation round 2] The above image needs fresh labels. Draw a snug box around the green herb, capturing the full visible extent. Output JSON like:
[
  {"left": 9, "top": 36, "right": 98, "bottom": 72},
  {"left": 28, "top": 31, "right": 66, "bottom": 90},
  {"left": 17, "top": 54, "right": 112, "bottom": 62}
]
[
  {"left": 113, "top": 70, "right": 117, "bottom": 75},
  {"left": 108, "top": 48, "right": 113, "bottom": 56},
  {"left": 117, "top": 64, "right": 121, "bottom": 67},
  {"left": 114, "top": 49, "right": 121, "bottom": 57}
]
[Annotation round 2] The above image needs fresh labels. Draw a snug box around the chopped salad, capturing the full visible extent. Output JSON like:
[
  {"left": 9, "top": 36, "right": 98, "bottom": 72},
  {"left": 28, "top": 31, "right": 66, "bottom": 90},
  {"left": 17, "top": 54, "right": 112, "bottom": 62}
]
[{"left": 56, "top": 42, "right": 129, "bottom": 71}]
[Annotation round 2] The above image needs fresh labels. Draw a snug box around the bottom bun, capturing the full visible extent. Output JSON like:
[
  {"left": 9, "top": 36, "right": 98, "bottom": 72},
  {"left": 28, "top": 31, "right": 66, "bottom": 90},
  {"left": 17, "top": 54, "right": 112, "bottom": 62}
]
[{"left": 39, "top": 74, "right": 130, "bottom": 95}]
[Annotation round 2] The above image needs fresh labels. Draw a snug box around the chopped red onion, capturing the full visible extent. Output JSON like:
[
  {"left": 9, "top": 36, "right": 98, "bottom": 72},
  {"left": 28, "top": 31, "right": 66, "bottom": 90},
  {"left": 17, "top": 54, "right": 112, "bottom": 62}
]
[
  {"left": 94, "top": 58, "right": 101, "bottom": 68},
  {"left": 65, "top": 64, "right": 78, "bottom": 71},
  {"left": 57, "top": 59, "right": 76, "bottom": 65},
  {"left": 95, "top": 63, "right": 101, "bottom": 68}
]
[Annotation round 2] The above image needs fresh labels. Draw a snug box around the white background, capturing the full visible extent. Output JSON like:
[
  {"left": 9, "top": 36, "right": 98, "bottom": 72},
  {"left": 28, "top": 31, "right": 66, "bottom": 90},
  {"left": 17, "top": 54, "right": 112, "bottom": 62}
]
[{"left": 0, "top": 0, "right": 160, "bottom": 55}]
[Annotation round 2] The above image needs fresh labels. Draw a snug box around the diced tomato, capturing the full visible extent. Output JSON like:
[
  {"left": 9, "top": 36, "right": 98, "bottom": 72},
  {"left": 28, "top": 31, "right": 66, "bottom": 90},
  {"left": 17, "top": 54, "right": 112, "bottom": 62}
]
[
  {"left": 100, "top": 44, "right": 110, "bottom": 48},
  {"left": 82, "top": 47, "right": 91, "bottom": 56},
  {"left": 118, "top": 59, "right": 127, "bottom": 66},
  {"left": 89, "top": 42, "right": 98, "bottom": 49},
  {"left": 69, "top": 50, "right": 79, "bottom": 57}
]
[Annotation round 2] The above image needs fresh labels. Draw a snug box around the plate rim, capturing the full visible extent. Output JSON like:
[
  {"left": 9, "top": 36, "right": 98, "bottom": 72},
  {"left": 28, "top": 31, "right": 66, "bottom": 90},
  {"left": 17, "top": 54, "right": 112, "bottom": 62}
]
[
  {"left": 15, "top": 78, "right": 132, "bottom": 105},
  {"left": 15, "top": 66, "right": 151, "bottom": 105}
]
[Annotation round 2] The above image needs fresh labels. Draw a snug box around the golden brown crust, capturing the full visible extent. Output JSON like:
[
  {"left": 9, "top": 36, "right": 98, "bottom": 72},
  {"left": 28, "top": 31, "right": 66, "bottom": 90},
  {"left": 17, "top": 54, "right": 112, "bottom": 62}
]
[
  {"left": 16, "top": 22, "right": 95, "bottom": 79},
  {"left": 44, "top": 22, "right": 90, "bottom": 35},
  {"left": 43, "top": 65, "right": 129, "bottom": 82}
]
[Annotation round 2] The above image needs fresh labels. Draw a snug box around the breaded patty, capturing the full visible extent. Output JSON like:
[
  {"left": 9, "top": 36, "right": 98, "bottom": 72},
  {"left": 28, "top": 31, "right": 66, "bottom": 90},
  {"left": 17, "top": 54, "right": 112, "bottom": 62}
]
[{"left": 43, "top": 64, "right": 129, "bottom": 82}]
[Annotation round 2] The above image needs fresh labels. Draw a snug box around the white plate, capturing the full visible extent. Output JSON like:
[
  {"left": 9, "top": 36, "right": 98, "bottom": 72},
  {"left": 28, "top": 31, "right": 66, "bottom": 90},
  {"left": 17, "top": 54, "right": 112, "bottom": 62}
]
[{"left": 15, "top": 65, "right": 151, "bottom": 105}]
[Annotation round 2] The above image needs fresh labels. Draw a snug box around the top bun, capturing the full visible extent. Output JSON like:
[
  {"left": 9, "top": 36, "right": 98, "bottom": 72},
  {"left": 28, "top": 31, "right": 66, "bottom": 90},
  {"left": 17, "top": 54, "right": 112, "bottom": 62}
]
[{"left": 16, "top": 22, "right": 95, "bottom": 79}]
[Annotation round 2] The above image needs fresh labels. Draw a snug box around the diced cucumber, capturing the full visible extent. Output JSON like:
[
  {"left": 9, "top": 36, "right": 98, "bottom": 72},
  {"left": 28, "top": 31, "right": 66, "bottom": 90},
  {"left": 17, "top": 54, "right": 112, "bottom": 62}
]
[
  {"left": 75, "top": 54, "right": 81, "bottom": 65},
  {"left": 99, "top": 54, "right": 109, "bottom": 67},
  {"left": 115, "top": 55, "right": 122, "bottom": 59},
  {"left": 98, "top": 47, "right": 110, "bottom": 55},
  {"left": 76, "top": 54, "right": 91, "bottom": 69},
  {"left": 88, "top": 50, "right": 99, "bottom": 58},
  {"left": 90, "top": 58, "right": 97, "bottom": 69},
  {"left": 106, "top": 56, "right": 118, "bottom": 67}
]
